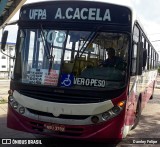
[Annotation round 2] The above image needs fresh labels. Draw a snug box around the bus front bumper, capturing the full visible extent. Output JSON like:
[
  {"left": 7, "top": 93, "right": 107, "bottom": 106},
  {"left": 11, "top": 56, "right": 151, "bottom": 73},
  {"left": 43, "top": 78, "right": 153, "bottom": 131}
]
[{"left": 7, "top": 103, "right": 125, "bottom": 142}]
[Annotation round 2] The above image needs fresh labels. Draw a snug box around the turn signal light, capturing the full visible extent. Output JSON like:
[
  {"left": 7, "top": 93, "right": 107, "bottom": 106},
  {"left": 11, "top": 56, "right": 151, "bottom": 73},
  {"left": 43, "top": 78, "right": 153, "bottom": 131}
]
[{"left": 117, "top": 101, "right": 125, "bottom": 107}]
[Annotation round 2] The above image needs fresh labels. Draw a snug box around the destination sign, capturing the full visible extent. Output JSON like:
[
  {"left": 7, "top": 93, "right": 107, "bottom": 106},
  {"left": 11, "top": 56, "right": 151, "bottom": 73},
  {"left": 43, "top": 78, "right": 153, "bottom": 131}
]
[
  {"left": 74, "top": 77, "right": 106, "bottom": 88},
  {"left": 20, "top": 1, "right": 131, "bottom": 25}
]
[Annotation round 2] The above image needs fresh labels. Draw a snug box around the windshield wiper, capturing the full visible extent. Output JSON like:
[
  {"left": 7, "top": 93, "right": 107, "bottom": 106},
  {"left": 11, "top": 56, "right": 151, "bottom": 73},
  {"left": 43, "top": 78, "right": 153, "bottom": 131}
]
[
  {"left": 78, "top": 27, "right": 101, "bottom": 57},
  {"left": 40, "top": 25, "right": 55, "bottom": 75},
  {"left": 77, "top": 31, "right": 95, "bottom": 57},
  {"left": 71, "top": 31, "right": 96, "bottom": 73},
  {"left": 40, "top": 25, "right": 51, "bottom": 59},
  {"left": 79, "top": 31, "right": 99, "bottom": 57}
]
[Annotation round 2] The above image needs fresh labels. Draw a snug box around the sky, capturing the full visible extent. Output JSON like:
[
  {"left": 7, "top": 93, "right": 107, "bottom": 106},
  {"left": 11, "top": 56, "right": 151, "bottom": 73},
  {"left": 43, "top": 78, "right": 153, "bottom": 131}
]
[{"left": 1, "top": 0, "right": 160, "bottom": 55}]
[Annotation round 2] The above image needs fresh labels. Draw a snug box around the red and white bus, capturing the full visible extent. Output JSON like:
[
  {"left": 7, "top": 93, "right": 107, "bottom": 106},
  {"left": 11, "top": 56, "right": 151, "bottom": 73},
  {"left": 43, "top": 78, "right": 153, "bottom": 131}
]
[{"left": 1, "top": 0, "right": 159, "bottom": 142}]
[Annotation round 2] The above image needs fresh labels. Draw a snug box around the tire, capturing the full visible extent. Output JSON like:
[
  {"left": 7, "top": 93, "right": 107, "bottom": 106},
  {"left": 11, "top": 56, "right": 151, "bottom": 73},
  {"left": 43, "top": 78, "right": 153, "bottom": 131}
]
[{"left": 131, "top": 99, "right": 141, "bottom": 130}]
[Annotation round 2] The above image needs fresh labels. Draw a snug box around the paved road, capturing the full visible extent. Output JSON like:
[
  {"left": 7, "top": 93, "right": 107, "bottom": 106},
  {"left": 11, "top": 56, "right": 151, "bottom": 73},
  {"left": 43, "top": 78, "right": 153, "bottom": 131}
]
[
  {"left": 0, "top": 79, "right": 160, "bottom": 147},
  {"left": 0, "top": 80, "right": 10, "bottom": 100}
]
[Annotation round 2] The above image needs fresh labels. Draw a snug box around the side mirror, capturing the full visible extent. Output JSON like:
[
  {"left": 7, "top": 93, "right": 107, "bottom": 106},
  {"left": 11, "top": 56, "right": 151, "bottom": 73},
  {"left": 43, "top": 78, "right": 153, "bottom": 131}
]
[{"left": 1, "top": 30, "right": 8, "bottom": 51}]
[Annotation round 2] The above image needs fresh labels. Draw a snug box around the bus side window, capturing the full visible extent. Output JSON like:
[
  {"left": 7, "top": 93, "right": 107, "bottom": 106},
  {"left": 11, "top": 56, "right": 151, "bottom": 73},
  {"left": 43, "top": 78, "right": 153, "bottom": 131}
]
[
  {"left": 131, "top": 25, "right": 140, "bottom": 75},
  {"left": 131, "top": 43, "right": 138, "bottom": 75}
]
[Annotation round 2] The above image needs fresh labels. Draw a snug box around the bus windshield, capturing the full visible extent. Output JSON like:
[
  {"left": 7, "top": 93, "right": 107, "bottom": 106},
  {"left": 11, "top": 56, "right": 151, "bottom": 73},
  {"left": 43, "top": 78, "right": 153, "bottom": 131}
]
[{"left": 17, "top": 28, "right": 129, "bottom": 90}]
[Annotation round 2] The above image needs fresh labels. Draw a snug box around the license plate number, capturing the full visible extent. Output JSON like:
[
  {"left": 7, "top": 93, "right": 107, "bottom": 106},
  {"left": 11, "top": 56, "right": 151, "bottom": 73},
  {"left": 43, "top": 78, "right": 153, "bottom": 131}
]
[{"left": 44, "top": 123, "right": 65, "bottom": 132}]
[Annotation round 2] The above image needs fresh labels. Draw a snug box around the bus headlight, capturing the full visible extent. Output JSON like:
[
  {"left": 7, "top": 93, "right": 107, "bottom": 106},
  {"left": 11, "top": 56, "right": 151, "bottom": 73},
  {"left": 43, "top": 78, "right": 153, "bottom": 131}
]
[
  {"left": 8, "top": 95, "right": 14, "bottom": 102},
  {"left": 102, "top": 111, "right": 111, "bottom": 120},
  {"left": 91, "top": 115, "right": 99, "bottom": 124},
  {"left": 19, "top": 107, "right": 25, "bottom": 114},
  {"left": 102, "top": 101, "right": 125, "bottom": 121},
  {"left": 112, "top": 106, "right": 121, "bottom": 114},
  {"left": 12, "top": 101, "right": 19, "bottom": 109}
]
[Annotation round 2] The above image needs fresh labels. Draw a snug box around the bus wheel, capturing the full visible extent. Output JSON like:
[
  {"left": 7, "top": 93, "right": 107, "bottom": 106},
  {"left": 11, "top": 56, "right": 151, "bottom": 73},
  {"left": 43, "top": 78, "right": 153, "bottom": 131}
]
[{"left": 131, "top": 100, "right": 141, "bottom": 130}]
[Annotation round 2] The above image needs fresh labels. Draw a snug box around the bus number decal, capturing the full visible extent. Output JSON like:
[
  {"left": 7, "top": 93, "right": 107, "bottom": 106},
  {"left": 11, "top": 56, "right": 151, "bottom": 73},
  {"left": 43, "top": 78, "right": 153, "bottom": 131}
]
[
  {"left": 38, "top": 30, "right": 66, "bottom": 44},
  {"left": 56, "top": 31, "right": 66, "bottom": 43},
  {"left": 55, "top": 8, "right": 111, "bottom": 21}
]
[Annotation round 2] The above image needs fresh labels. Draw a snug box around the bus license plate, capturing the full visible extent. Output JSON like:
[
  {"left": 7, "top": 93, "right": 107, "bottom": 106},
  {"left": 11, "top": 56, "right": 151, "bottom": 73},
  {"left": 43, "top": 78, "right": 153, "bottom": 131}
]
[{"left": 44, "top": 123, "right": 65, "bottom": 132}]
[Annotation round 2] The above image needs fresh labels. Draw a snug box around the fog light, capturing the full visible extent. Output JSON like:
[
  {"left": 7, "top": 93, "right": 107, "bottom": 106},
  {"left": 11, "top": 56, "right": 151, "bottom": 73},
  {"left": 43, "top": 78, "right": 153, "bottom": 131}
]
[
  {"left": 8, "top": 95, "right": 14, "bottom": 102},
  {"left": 91, "top": 116, "right": 99, "bottom": 124},
  {"left": 12, "top": 101, "right": 18, "bottom": 109},
  {"left": 102, "top": 111, "right": 111, "bottom": 120},
  {"left": 19, "top": 107, "right": 25, "bottom": 114},
  {"left": 112, "top": 106, "right": 121, "bottom": 114}
]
